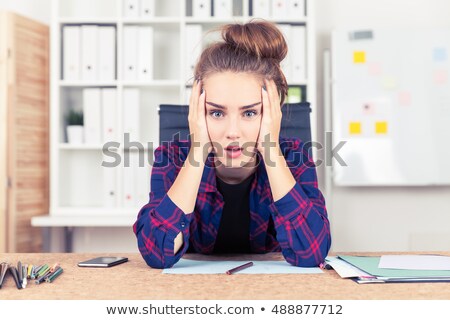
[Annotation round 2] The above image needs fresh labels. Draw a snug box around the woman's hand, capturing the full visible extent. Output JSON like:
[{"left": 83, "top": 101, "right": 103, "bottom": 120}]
[
  {"left": 188, "top": 79, "right": 212, "bottom": 161},
  {"left": 257, "top": 78, "right": 282, "bottom": 159}
]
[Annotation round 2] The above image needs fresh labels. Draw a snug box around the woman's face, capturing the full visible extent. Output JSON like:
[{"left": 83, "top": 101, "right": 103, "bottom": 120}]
[{"left": 203, "top": 71, "right": 263, "bottom": 168}]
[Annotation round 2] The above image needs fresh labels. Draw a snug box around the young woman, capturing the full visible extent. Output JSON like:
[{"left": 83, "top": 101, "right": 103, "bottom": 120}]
[{"left": 133, "top": 20, "right": 331, "bottom": 269}]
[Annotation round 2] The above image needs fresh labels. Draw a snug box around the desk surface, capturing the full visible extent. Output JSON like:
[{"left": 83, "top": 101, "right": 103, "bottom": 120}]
[{"left": 1, "top": 252, "right": 449, "bottom": 300}]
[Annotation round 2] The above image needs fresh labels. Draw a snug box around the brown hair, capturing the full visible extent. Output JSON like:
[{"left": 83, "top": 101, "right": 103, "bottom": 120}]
[{"left": 193, "top": 18, "right": 289, "bottom": 106}]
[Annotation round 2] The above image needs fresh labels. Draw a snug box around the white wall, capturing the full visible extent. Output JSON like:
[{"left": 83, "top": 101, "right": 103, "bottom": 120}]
[
  {"left": 315, "top": 0, "right": 450, "bottom": 252},
  {"left": 0, "top": 0, "right": 51, "bottom": 24},
  {"left": 4, "top": 0, "right": 449, "bottom": 253}
]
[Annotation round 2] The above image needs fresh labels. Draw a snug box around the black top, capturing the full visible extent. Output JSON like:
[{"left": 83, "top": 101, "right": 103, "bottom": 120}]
[{"left": 212, "top": 173, "right": 255, "bottom": 254}]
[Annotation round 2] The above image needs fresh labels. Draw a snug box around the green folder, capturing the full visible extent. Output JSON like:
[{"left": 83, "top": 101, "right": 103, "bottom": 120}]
[{"left": 338, "top": 255, "right": 450, "bottom": 278}]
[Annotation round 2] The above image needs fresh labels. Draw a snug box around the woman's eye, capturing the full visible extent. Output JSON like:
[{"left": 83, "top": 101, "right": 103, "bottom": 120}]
[
  {"left": 209, "top": 110, "right": 223, "bottom": 118},
  {"left": 244, "top": 110, "right": 258, "bottom": 117}
]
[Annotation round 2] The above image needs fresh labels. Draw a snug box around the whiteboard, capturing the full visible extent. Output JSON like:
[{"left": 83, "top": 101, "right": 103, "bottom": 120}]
[{"left": 331, "top": 28, "right": 450, "bottom": 186}]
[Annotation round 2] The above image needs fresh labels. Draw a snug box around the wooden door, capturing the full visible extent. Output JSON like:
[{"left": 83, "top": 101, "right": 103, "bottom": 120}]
[{"left": 0, "top": 11, "right": 49, "bottom": 252}]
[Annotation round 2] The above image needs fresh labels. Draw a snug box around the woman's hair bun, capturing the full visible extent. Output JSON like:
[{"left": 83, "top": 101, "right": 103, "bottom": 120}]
[{"left": 221, "top": 19, "right": 288, "bottom": 63}]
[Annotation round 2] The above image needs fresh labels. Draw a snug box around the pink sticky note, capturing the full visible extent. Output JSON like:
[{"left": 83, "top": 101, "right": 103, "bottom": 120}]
[
  {"left": 362, "top": 103, "right": 375, "bottom": 115},
  {"left": 434, "top": 69, "right": 448, "bottom": 85},
  {"left": 368, "top": 63, "right": 382, "bottom": 76},
  {"left": 398, "top": 91, "right": 412, "bottom": 107}
]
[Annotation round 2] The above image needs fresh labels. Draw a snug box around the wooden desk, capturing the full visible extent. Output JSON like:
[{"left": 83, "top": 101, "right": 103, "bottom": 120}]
[{"left": 1, "top": 252, "right": 449, "bottom": 300}]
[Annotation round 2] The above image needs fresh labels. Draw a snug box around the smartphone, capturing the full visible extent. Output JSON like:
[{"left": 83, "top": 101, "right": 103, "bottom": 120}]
[{"left": 77, "top": 257, "right": 128, "bottom": 268}]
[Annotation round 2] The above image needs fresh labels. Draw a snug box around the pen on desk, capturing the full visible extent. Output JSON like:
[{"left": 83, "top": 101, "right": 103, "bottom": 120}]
[{"left": 225, "top": 262, "right": 254, "bottom": 275}]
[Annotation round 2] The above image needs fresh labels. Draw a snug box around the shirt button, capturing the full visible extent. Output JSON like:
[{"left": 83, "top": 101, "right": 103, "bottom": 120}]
[{"left": 180, "top": 222, "right": 186, "bottom": 228}]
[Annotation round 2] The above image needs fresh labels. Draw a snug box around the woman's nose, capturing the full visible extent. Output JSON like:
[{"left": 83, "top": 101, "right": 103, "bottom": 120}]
[{"left": 226, "top": 118, "right": 240, "bottom": 140}]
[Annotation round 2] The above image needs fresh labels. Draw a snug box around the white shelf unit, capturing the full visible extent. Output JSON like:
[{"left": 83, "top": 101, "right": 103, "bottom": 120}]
[{"left": 48, "top": 0, "right": 317, "bottom": 218}]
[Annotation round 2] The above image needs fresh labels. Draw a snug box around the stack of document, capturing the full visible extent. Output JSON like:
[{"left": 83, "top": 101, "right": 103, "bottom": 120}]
[
  {"left": 275, "top": 24, "right": 307, "bottom": 83},
  {"left": 253, "top": 0, "right": 306, "bottom": 19},
  {"left": 63, "top": 25, "right": 116, "bottom": 82},
  {"left": 326, "top": 255, "right": 450, "bottom": 284}
]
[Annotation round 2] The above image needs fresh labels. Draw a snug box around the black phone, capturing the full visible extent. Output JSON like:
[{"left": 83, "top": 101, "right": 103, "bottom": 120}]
[{"left": 77, "top": 256, "right": 128, "bottom": 268}]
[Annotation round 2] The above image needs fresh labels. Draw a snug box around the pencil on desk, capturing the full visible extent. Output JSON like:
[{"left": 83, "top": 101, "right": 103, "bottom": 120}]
[
  {"left": 35, "top": 273, "right": 48, "bottom": 284},
  {"left": 46, "top": 267, "right": 63, "bottom": 283},
  {"left": 9, "top": 266, "right": 22, "bottom": 289},
  {"left": 31, "top": 265, "right": 41, "bottom": 279},
  {"left": 37, "top": 264, "right": 50, "bottom": 278},
  {"left": 17, "top": 261, "right": 22, "bottom": 282},
  {"left": 27, "top": 264, "right": 33, "bottom": 279},
  {"left": 225, "top": 262, "right": 254, "bottom": 275},
  {"left": 50, "top": 263, "right": 60, "bottom": 273},
  {"left": 0, "top": 262, "right": 8, "bottom": 289}
]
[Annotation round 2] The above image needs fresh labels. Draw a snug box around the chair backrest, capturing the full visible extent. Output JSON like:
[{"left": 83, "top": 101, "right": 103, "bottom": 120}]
[{"left": 159, "top": 102, "right": 312, "bottom": 145}]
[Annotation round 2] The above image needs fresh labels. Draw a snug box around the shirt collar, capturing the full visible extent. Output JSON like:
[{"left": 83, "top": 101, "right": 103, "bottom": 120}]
[{"left": 199, "top": 151, "right": 270, "bottom": 199}]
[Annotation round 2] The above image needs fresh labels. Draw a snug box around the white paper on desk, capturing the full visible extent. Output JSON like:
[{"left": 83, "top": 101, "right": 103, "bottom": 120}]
[
  {"left": 325, "top": 256, "right": 373, "bottom": 278},
  {"left": 163, "top": 259, "right": 323, "bottom": 274},
  {"left": 379, "top": 255, "right": 450, "bottom": 270}
]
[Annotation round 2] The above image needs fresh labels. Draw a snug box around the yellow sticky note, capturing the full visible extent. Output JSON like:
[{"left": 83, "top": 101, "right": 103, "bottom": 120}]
[
  {"left": 349, "top": 122, "right": 361, "bottom": 134},
  {"left": 375, "top": 121, "right": 388, "bottom": 134},
  {"left": 353, "top": 51, "right": 366, "bottom": 63}
]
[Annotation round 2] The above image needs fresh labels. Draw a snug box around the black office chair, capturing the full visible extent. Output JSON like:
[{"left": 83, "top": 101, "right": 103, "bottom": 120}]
[{"left": 159, "top": 102, "right": 312, "bottom": 146}]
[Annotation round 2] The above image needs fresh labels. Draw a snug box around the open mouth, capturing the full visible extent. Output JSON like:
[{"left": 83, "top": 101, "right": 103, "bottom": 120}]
[{"left": 225, "top": 145, "right": 243, "bottom": 158}]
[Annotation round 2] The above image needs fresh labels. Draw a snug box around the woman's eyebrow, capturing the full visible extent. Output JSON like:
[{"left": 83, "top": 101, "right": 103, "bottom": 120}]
[{"left": 205, "top": 101, "right": 261, "bottom": 110}]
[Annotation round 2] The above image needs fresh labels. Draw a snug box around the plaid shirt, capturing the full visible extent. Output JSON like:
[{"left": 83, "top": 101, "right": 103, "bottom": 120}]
[{"left": 133, "top": 136, "right": 331, "bottom": 269}]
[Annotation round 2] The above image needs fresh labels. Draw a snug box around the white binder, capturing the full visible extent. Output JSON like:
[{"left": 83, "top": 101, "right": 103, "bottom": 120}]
[
  {"left": 102, "top": 152, "right": 117, "bottom": 207},
  {"left": 277, "top": 24, "right": 292, "bottom": 83},
  {"left": 123, "top": 26, "right": 139, "bottom": 81},
  {"left": 123, "top": 88, "right": 140, "bottom": 142},
  {"left": 290, "top": 25, "right": 306, "bottom": 82},
  {"left": 123, "top": 151, "right": 136, "bottom": 208},
  {"left": 138, "top": 26, "right": 154, "bottom": 81},
  {"left": 123, "top": 0, "right": 140, "bottom": 17},
  {"left": 185, "top": 24, "right": 202, "bottom": 83},
  {"left": 287, "top": 0, "right": 305, "bottom": 18},
  {"left": 98, "top": 26, "right": 116, "bottom": 81},
  {"left": 83, "top": 88, "right": 102, "bottom": 144},
  {"left": 81, "top": 25, "right": 99, "bottom": 81},
  {"left": 140, "top": 0, "right": 155, "bottom": 17},
  {"left": 193, "top": 0, "right": 211, "bottom": 18},
  {"left": 123, "top": 151, "right": 149, "bottom": 207},
  {"left": 135, "top": 153, "right": 150, "bottom": 206},
  {"left": 63, "top": 26, "right": 80, "bottom": 81},
  {"left": 101, "top": 88, "right": 117, "bottom": 144},
  {"left": 213, "top": 0, "right": 232, "bottom": 18},
  {"left": 252, "top": 0, "right": 270, "bottom": 18},
  {"left": 271, "top": 0, "right": 288, "bottom": 18}
]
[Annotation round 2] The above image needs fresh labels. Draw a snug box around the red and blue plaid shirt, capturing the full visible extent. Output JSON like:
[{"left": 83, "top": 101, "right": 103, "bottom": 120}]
[{"left": 133, "top": 136, "right": 331, "bottom": 268}]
